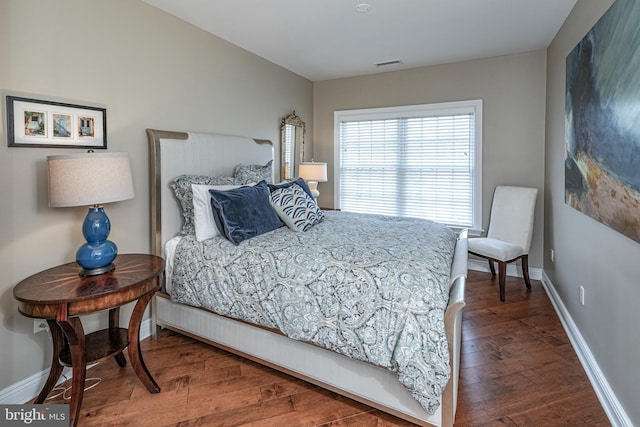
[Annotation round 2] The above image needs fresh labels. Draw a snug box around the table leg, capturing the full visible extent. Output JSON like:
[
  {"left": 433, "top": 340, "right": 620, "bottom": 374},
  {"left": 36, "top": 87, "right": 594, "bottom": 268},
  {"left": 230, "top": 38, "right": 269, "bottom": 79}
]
[
  {"left": 127, "top": 289, "right": 160, "bottom": 393},
  {"left": 57, "top": 316, "right": 86, "bottom": 427},
  {"left": 109, "top": 307, "right": 127, "bottom": 367},
  {"left": 33, "top": 320, "right": 65, "bottom": 403}
]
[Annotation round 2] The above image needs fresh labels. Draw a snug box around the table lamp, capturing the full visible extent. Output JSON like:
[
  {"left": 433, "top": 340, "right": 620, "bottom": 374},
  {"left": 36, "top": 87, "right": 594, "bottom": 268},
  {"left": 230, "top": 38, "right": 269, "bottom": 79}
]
[
  {"left": 298, "top": 161, "right": 327, "bottom": 199},
  {"left": 47, "top": 152, "right": 134, "bottom": 276}
]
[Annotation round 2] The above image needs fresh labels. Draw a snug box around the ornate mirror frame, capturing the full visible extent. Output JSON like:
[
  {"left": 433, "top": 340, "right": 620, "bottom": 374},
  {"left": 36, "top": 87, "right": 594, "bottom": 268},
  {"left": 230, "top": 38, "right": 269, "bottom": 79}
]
[{"left": 280, "top": 111, "right": 305, "bottom": 181}]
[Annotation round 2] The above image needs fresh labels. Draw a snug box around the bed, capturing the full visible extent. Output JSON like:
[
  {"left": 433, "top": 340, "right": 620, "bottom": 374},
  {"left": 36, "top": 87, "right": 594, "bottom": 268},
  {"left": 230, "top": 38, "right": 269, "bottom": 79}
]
[{"left": 147, "top": 128, "right": 468, "bottom": 427}]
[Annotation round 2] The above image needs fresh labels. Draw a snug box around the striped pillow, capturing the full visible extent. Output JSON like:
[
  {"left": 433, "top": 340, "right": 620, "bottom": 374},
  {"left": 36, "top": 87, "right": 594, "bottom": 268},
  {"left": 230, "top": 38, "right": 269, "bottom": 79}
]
[{"left": 269, "top": 184, "right": 324, "bottom": 232}]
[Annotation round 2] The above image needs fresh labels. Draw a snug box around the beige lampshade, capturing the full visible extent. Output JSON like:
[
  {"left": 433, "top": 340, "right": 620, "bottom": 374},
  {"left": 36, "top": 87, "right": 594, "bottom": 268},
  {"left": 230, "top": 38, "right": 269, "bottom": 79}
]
[
  {"left": 47, "top": 152, "right": 135, "bottom": 207},
  {"left": 298, "top": 162, "right": 327, "bottom": 182}
]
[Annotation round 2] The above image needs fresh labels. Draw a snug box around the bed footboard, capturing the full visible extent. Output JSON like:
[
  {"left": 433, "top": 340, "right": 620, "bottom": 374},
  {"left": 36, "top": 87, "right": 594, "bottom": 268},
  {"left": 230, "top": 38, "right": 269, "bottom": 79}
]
[{"left": 441, "top": 229, "right": 467, "bottom": 426}]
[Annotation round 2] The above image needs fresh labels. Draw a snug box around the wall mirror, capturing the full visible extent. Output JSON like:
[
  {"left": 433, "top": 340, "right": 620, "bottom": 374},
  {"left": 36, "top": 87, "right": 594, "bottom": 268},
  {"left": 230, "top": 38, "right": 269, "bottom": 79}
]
[{"left": 280, "top": 111, "right": 305, "bottom": 181}]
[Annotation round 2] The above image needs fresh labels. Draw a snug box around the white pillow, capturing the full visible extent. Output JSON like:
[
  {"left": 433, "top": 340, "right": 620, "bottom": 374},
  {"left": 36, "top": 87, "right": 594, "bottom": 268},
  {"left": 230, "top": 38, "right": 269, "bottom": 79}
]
[{"left": 192, "top": 183, "right": 246, "bottom": 241}]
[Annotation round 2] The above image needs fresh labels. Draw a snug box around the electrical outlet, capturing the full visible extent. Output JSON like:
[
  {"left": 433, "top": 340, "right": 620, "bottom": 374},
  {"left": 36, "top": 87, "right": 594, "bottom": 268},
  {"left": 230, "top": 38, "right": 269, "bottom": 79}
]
[
  {"left": 33, "top": 319, "right": 49, "bottom": 334},
  {"left": 579, "top": 285, "right": 585, "bottom": 306},
  {"left": 550, "top": 249, "right": 555, "bottom": 262}
]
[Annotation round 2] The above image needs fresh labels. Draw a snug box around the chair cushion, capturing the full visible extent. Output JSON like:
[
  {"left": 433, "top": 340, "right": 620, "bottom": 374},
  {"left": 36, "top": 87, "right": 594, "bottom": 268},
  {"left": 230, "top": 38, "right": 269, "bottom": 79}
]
[{"left": 468, "top": 237, "right": 525, "bottom": 262}]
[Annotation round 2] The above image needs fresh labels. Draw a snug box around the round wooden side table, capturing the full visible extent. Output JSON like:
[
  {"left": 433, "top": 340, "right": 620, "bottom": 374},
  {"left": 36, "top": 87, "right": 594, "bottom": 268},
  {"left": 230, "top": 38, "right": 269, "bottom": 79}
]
[{"left": 13, "top": 254, "right": 165, "bottom": 427}]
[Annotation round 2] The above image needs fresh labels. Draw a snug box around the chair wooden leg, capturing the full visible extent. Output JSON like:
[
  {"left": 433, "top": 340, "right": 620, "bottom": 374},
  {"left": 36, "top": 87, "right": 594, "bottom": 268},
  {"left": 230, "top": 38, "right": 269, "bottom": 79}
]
[
  {"left": 488, "top": 259, "right": 496, "bottom": 276},
  {"left": 498, "top": 261, "right": 507, "bottom": 302},
  {"left": 522, "top": 255, "right": 532, "bottom": 289}
]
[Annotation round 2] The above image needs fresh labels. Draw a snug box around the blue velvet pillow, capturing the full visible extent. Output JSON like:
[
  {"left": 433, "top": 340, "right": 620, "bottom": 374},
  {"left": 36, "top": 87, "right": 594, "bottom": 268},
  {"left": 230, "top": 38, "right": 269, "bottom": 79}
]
[
  {"left": 267, "top": 177, "right": 315, "bottom": 200},
  {"left": 209, "top": 181, "right": 283, "bottom": 245}
]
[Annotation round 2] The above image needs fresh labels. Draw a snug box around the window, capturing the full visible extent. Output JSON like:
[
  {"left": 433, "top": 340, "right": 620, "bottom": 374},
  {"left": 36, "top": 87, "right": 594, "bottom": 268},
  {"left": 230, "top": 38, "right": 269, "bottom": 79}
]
[{"left": 334, "top": 100, "right": 482, "bottom": 232}]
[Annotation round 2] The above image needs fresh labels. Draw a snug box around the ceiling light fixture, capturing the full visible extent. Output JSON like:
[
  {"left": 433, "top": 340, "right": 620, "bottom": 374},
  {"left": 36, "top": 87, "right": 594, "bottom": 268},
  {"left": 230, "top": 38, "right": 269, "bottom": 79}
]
[{"left": 355, "top": 3, "right": 371, "bottom": 13}]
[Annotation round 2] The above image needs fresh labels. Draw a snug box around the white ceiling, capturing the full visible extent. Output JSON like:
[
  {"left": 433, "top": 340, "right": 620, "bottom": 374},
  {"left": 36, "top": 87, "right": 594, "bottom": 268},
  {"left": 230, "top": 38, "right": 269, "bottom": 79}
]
[{"left": 142, "top": 0, "right": 577, "bottom": 82}]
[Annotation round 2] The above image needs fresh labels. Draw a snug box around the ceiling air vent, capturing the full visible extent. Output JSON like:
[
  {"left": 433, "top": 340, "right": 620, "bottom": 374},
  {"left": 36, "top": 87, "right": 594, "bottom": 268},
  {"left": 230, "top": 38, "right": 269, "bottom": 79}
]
[{"left": 375, "top": 59, "right": 402, "bottom": 68}]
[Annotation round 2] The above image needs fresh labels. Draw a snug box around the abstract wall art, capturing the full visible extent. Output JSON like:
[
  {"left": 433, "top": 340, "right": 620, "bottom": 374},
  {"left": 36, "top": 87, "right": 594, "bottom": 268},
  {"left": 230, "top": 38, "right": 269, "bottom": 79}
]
[{"left": 565, "top": 0, "right": 640, "bottom": 243}]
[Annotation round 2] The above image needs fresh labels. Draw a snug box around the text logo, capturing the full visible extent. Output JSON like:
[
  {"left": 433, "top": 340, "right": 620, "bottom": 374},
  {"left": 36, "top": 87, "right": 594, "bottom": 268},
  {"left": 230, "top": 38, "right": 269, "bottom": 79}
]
[{"left": 1, "top": 405, "right": 68, "bottom": 426}]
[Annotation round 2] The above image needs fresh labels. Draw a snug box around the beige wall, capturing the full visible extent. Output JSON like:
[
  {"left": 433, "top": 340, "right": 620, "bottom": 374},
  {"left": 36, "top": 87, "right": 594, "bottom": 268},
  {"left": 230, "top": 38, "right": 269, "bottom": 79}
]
[
  {"left": 313, "top": 51, "right": 547, "bottom": 268},
  {"left": 4, "top": 1, "right": 634, "bottom": 422},
  {"left": 546, "top": 0, "right": 637, "bottom": 423},
  {"left": 0, "top": 0, "right": 312, "bottom": 392}
]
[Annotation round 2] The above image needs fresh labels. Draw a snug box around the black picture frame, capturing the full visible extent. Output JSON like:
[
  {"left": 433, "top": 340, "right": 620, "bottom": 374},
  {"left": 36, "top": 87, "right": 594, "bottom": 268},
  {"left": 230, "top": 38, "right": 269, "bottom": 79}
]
[{"left": 6, "top": 96, "right": 107, "bottom": 149}]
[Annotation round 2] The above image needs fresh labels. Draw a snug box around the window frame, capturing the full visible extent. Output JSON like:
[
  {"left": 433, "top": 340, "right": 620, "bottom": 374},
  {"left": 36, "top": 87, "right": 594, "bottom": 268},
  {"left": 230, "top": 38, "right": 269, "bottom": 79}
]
[{"left": 333, "top": 99, "right": 483, "bottom": 234}]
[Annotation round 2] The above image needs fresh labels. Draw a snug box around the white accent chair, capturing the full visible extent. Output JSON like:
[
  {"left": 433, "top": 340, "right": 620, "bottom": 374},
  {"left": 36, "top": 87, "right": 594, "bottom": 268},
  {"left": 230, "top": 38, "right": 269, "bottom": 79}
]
[{"left": 468, "top": 185, "right": 538, "bottom": 302}]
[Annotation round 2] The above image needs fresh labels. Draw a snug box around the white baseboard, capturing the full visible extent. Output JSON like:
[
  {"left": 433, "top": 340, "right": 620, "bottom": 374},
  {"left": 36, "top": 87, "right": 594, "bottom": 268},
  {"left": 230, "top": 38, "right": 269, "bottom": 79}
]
[
  {"left": 540, "top": 272, "right": 632, "bottom": 427},
  {"left": 469, "top": 261, "right": 630, "bottom": 425},
  {"left": 0, "top": 318, "right": 153, "bottom": 404}
]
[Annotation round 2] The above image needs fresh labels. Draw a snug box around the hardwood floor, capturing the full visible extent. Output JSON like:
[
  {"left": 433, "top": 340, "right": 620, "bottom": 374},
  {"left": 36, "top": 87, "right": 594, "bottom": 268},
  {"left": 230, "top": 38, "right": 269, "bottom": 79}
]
[{"left": 40, "top": 270, "right": 610, "bottom": 426}]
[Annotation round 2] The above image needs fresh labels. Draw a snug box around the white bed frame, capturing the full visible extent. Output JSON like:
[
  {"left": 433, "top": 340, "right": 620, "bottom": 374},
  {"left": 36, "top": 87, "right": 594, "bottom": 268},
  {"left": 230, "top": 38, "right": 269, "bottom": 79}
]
[{"left": 147, "top": 128, "right": 468, "bottom": 427}]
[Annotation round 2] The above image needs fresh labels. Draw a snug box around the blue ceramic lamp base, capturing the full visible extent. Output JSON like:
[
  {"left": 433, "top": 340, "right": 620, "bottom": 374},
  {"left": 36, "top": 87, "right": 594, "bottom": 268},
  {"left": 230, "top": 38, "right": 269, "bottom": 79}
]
[{"left": 76, "top": 206, "right": 118, "bottom": 276}]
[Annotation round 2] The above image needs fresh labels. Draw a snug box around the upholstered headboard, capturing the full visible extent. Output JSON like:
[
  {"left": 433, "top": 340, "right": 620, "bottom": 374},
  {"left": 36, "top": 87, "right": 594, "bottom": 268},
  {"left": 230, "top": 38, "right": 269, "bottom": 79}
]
[{"left": 146, "top": 129, "right": 274, "bottom": 256}]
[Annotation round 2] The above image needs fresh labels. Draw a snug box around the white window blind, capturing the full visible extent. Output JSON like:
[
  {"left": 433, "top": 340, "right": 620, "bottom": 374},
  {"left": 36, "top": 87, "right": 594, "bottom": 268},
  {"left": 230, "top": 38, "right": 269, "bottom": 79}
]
[{"left": 335, "top": 100, "right": 482, "bottom": 231}]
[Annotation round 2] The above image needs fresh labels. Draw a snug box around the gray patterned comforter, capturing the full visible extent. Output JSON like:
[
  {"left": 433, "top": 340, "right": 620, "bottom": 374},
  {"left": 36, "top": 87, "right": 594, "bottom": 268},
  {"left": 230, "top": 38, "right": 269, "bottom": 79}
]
[{"left": 170, "top": 211, "right": 457, "bottom": 414}]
